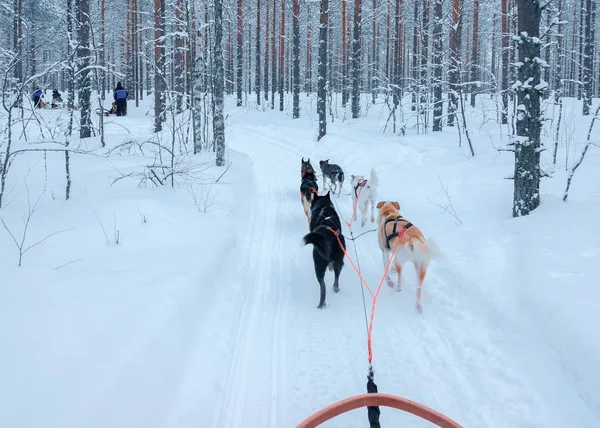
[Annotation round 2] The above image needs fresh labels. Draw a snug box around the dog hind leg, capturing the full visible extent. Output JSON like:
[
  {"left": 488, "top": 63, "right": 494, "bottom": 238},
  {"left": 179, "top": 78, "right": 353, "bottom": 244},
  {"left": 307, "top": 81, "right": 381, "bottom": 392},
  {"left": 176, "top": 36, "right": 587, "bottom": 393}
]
[
  {"left": 382, "top": 250, "right": 394, "bottom": 287},
  {"left": 332, "top": 261, "right": 342, "bottom": 293},
  {"left": 394, "top": 259, "right": 403, "bottom": 291},
  {"left": 314, "top": 253, "right": 328, "bottom": 309},
  {"left": 414, "top": 262, "right": 427, "bottom": 313}
]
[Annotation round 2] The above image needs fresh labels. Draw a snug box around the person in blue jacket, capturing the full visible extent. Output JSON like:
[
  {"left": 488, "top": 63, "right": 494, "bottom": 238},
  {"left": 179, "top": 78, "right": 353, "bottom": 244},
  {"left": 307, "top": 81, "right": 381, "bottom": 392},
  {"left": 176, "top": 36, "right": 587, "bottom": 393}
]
[
  {"left": 113, "top": 82, "right": 128, "bottom": 116},
  {"left": 32, "top": 87, "right": 44, "bottom": 108}
]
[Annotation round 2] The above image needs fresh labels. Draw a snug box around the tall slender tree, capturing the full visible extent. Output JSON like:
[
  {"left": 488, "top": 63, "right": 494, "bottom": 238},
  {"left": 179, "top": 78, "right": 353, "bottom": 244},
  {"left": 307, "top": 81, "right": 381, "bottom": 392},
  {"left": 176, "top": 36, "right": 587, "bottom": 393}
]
[
  {"left": 292, "top": 0, "right": 300, "bottom": 118},
  {"left": 351, "top": 0, "right": 362, "bottom": 118},
  {"left": 77, "top": 0, "right": 92, "bottom": 138},
  {"left": 236, "top": 0, "right": 243, "bottom": 106},
  {"left": 214, "top": 0, "right": 226, "bottom": 166},
  {"left": 512, "top": 0, "right": 542, "bottom": 217},
  {"left": 317, "top": 0, "right": 328, "bottom": 140},
  {"left": 255, "top": 0, "right": 262, "bottom": 105},
  {"left": 432, "top": 0, "right": 443, "bottom": 131}
]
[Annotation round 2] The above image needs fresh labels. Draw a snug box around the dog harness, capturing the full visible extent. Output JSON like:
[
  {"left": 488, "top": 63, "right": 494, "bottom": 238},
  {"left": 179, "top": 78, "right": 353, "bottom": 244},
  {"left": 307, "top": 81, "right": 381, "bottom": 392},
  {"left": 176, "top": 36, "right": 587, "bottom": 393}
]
[
  {"left": 384, "top": 215, "right": 413, "bottom": 249},
  {"left": 354, "top": 180, "right": 367, "bottom": 198}
]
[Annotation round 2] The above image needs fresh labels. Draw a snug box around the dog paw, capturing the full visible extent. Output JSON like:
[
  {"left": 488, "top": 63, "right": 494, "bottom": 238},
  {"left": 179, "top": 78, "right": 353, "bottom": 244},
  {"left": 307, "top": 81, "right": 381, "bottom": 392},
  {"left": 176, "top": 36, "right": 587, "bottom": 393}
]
[
  {"left": 386, "top": 278, "right": 394, "bottom": 288},
  {"left": 415, "top": 302, "right": 423, "bottom": 314},
  {"left": 318, "top": 303, "right": 326, "bottom": 309},
  {"left": 333, "top": 286, "right": 340, "bottom": 293},
  {"left": 395, "top": 286, "right": 403, "bottom": 292}
]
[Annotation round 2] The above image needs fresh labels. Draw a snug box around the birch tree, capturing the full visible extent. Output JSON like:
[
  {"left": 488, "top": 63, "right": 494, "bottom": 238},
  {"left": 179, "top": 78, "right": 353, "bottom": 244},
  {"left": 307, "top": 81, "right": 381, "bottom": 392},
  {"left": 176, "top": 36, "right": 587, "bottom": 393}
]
[{"left": 214, "top": 0, "right": 226, "bottom": 166}]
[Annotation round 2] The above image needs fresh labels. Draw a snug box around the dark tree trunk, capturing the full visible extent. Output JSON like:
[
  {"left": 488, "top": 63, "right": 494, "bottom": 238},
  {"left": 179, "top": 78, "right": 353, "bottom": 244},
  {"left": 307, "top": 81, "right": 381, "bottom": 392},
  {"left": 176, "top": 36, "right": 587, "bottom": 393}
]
[
  {"left": 279, "top": 0, "right": 285, "bottom": 111},
  {"left": 513, "top": 0, "right": 542, "bottom": 218},
  {"left": 342, "top": 0, "right": 348, "bottom": 106},
  {"left": 351, "top": 0, "right": 362, "bottom": 118},
  {"left": 271, "top": 0, "right": 276, "bottom": 109},
  {"left": 265, "top": 2, "right": 269, "bottom": 101},
  {"left": 582, "top": 0, "right": 594, "bottom": 115},
  {"left": 448, "top": 0, "right": 461, "bottom": 127},
  {"left": 77, "top": 0, "right": 92, "bottom": 139},
  {"left": 256, "top": 0, "right": 261, "bottom": 105},
  {"left": 432, "top": 0, "right": 443, "bottom": 131},
  {"left": 214, "top": 0, "right": 226, "bottom": 166},
  {"left": 501, "top": 0, "right": 509, "bottom": 124},
  {"left": 237, "top": 0, "right": 243, "bottom": 106},
  {"left": 470, "top": 0, "right": 479, "bottom": 107},
  {"left": 317, "top": 0, "right": 328, "bottom": 140},
  {"left": 292, "top": 0, "right": 300, "bottom": 118},
  {"left": 154, "top": 0, "right": 166, "bottom": 133}
]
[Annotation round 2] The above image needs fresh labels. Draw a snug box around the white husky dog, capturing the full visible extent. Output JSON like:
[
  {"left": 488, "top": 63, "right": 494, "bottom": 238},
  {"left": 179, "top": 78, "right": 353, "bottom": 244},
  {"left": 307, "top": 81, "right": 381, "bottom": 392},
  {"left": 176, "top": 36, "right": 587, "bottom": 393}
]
[{"left": 350, "top": 168, "right": 379, "bottom": 227}]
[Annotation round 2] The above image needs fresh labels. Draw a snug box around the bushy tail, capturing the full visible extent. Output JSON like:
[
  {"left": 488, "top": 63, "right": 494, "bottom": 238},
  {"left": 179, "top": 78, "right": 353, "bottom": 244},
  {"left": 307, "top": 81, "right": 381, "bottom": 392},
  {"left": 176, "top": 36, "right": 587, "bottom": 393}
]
[
  {"left": 337, "top": 170, "right": 345, "bottom": 187},
  {"left": 369, "top": 168, "right": 379, "bottom": 189},
  {"left": 303, "top": 231, "right": 332, "bottom": 259},
  {"left": 408, "top": 236, "right": 441, "bottom": 266}
]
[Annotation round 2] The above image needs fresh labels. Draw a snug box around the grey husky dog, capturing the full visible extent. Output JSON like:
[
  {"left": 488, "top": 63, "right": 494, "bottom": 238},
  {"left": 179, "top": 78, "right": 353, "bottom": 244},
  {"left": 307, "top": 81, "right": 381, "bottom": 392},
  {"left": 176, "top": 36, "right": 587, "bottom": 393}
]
[{"left": 319, "top": 159, "right": 345, "bottom": 196}]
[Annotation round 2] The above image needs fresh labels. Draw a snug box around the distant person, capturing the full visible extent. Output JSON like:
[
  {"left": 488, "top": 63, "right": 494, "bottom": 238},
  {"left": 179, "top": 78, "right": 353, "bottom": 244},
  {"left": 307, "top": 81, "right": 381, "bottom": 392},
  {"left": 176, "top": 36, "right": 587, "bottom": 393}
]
[
  {"left": 32, "top": 87, "right": 44, "bottom": 108},
  {"left": 113, "top": 82, "right": 128, "bottom": 116},
  {"left": 51, "top": 89, "right": 62, "bottom": 108}
]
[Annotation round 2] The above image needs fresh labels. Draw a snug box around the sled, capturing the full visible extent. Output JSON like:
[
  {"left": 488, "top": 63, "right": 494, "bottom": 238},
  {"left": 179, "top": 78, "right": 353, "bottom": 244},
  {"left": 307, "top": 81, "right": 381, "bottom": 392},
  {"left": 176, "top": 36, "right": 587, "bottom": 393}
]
[{"left": 297, "top": 393, "right": 462, "bottom": 427}]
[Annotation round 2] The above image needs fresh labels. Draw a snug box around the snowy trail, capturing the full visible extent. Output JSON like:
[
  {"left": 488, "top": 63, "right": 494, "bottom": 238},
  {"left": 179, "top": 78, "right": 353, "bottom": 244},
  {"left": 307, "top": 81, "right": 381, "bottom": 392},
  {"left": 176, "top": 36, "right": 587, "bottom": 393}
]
[
  {"left": 219, "top": 121, "right": 591, "bottom": 427},
  {"left": 211, "top": 131, "right": 304, "bottom": 427}
]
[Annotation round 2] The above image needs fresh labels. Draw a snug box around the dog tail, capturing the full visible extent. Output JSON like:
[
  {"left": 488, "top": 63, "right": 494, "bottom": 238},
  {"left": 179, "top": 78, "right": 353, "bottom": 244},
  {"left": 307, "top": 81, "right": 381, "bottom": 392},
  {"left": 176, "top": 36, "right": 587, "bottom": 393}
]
[
  {"left": 369, "top": 168, "right": 379, "bottom": 189},
  {"left": 303, "top": 231, "right": 332, "bottom": 259},
  {"left": 338, "top": 170, "right": 345, "bottom": 187},
  {"left": 409, "top": 236, "right": 441, "bottom": 265}
]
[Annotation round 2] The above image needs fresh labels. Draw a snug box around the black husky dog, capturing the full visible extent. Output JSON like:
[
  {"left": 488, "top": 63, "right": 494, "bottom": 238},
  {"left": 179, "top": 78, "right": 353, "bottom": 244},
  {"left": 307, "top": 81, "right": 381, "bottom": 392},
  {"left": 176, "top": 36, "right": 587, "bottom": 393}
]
[
  {"left": 319, "top": 159, "right": 345, "bottom": 196},
  {"left": 303, "top": 191, "right": 346, "bottom": 308},
  {"left": 300, "top": 158, "right": 319, "bottom": 223}
]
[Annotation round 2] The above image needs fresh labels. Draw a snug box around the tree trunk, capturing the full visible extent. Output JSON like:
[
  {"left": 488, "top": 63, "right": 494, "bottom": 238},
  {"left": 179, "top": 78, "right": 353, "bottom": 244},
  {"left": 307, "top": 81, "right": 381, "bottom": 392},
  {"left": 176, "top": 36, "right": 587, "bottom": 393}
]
[
  {"left": 77, "top": 0, "right": 92, "bottom": 139},
  {"left": 351, "top": 0, "right": 362, "bottom": 118},
  {"left": 513, "top": 0, "right": 541, "bottom": 218},
  {"left": 501, "top": 0, "right": 509, "bottom": 124},
  {"left": 448, "top": 0, "right": 461, "bottom": 127},
  {"left": 317, "top": 0, "right": 328, "bottom": 140},
  {"left": 582, "top": 0, "right": 594, "bottom": 115},
  {"left": 256, "top": 0, "right": 262, "bottom": 105},
  {"left": 271, "top": 0, "right": 277, "bottom": 109},
  {"left": 214, "top": 0, "right": 226, "bottom": 166},
  {"left": 236, "top": 0, "right": 243, "bottom": 106},
  {"left": 292, "top": 0, "right": 300, "bottom": 118},
  {"left": 265, "top": 2, "right": 270, "bottom": 101},
  {"left": 342, "top": 0, "right": 348, "bottom": 106},
  {"left": 279, "top": 0, "right": 285, "bottom": 111},
  {"left": 154, "top": 0, "right": 166, "bottom": 133},
  {"left": 470, "top": 0, "right": 479, "bottom": 107},
  {"left": 432, "top": 0, "right": 443, "bottom": 131}
]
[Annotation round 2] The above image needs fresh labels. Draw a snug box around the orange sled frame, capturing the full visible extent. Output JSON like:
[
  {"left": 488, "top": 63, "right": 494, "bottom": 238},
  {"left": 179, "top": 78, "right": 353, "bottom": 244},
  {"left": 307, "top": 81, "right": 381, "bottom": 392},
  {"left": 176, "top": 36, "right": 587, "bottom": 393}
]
[{"left": 297, "top": 393, "right": 463, "bottom": 428}]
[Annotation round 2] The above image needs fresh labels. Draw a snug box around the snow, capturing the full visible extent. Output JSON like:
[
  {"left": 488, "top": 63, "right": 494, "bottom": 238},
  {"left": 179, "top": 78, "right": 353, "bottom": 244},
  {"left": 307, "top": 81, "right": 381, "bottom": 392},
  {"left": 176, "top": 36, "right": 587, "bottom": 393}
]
[{"left": 1, "top": 94, "right": 599, "bottom": 428}]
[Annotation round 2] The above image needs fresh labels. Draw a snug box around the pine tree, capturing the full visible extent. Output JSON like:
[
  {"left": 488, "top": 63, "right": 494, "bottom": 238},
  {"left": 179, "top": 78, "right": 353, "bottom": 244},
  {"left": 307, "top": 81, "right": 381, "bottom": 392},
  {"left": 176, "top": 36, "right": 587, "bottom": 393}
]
[
  {"left": 317, "top": 0, "right": 328, "bottom": 140},
  {"left": 512, "top": 0, "right": 542, "bottom": 217}
]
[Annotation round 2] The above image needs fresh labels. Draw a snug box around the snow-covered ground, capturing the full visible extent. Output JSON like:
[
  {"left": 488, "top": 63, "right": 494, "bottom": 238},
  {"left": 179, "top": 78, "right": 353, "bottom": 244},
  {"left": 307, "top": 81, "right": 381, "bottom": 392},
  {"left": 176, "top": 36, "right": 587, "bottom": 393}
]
[{"left": 1, "top": 94, "right": 599, "bottom": 427}]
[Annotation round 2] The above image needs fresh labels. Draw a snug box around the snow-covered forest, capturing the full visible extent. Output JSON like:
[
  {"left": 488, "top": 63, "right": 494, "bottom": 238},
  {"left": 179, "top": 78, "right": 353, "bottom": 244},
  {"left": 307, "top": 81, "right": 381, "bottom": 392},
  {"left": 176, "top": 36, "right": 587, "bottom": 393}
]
[{"left": 1, "top": 0, "right": 599, "bottom": 426}]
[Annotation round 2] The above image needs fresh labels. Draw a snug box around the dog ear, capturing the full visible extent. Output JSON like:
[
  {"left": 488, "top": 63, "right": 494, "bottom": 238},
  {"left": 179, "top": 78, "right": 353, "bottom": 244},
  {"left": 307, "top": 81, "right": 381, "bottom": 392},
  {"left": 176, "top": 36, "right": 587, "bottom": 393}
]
[
  {"left": 392, "top": 201, "right": 400, "bottom": 210},
  {"left": 376, "top": 201, "right": 385, "bottom": 209},
  {"left": 302, "top": 157, "right": 305, "bottom": 162},
  {"left": 351, "top": 174, "right": 355, "bottom": 179},
  {"left": 307, "top": 157, "right": 310, "bottom": 162}
]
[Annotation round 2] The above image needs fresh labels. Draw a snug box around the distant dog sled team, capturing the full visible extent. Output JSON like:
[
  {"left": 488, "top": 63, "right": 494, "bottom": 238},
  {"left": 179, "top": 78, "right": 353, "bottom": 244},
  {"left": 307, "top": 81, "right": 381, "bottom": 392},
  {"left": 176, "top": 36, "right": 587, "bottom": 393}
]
[
  {"left": 301, "top": 157, "right": 436, "bottom": 313},
  {"left": 30, "top": 82, "right": 128, "bottom": 116}
]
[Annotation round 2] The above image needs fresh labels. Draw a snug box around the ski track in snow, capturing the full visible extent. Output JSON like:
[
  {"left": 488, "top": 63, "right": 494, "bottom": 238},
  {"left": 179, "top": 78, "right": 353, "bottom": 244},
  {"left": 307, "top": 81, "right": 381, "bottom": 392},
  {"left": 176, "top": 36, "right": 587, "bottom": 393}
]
[{"left": 212, "top": 129, "right": 303, "bottom": 428}]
